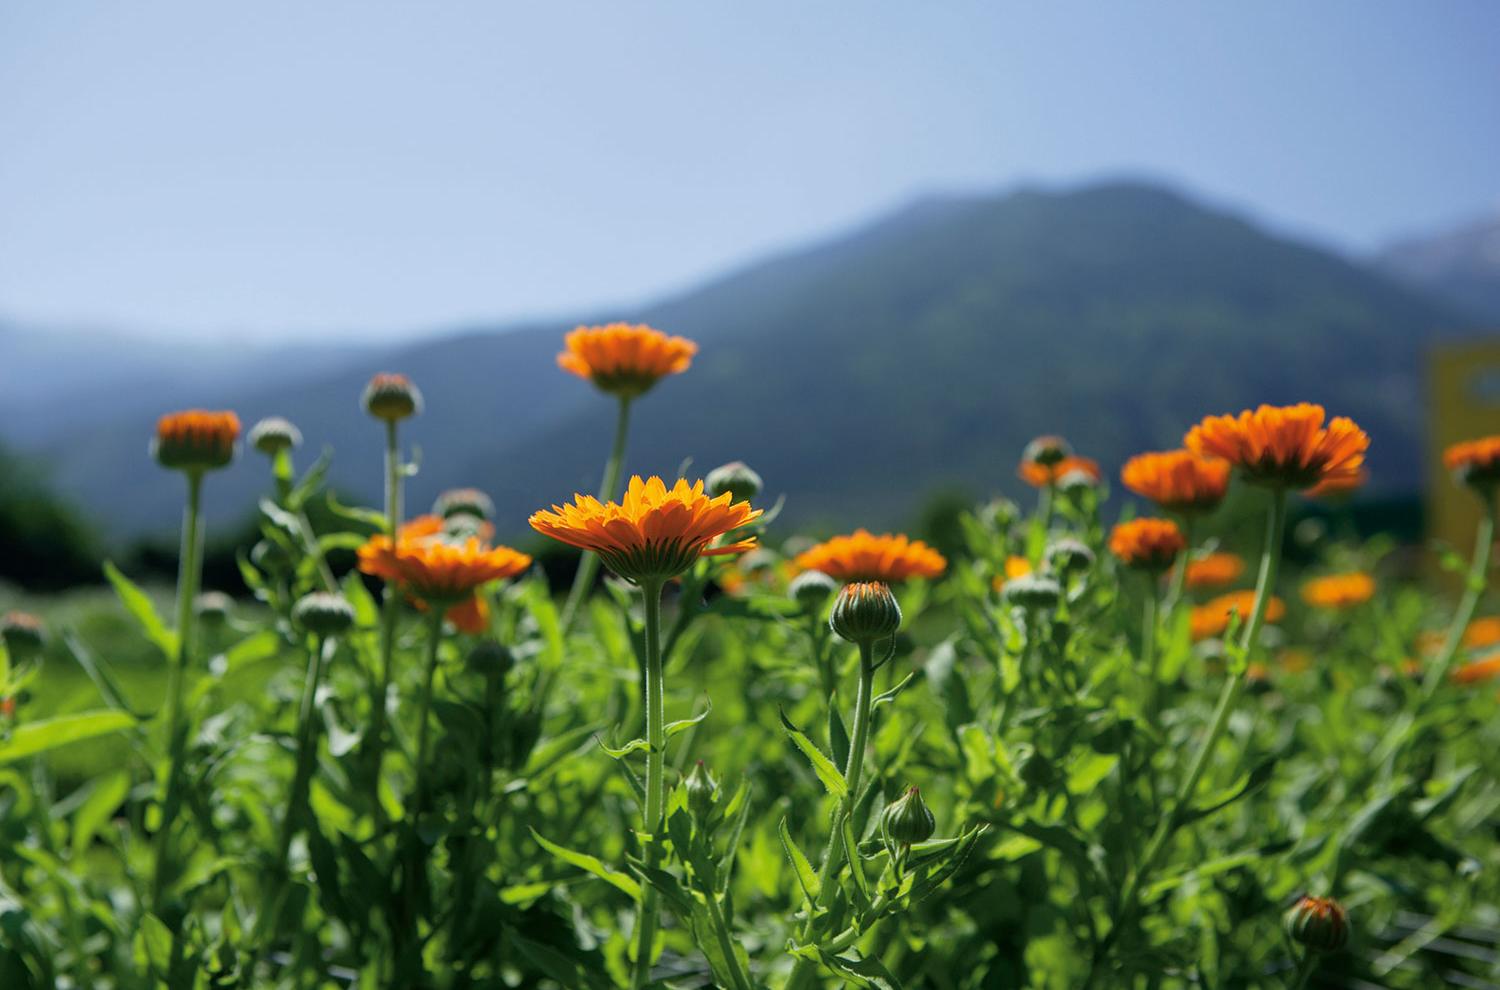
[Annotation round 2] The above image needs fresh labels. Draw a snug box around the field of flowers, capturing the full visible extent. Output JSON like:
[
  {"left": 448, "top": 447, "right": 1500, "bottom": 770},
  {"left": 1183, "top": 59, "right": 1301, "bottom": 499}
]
[{"left": 2, "top": 322, "right": 1499, "bottom": 989}]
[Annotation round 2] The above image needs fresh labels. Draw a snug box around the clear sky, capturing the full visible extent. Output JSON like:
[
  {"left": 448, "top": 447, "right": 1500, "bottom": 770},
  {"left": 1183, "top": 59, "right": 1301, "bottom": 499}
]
[{"left": 2, "top": 2, "right": 1498, "bottom": 342}]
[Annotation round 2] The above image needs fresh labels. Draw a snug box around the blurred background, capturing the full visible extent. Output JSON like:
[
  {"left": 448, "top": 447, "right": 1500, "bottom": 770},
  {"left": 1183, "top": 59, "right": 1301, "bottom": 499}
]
[{"left": 3, "top": 1, "right": 1500, "bottom": 591}]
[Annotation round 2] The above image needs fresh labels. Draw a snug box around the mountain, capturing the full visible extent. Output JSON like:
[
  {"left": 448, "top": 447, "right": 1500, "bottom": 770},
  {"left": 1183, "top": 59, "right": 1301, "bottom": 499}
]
[
  {"left": 1375, "top": 214, "right": 1500, "bottom": 323},
  {"left": 3, "top": 180, "right": 1481, "bottom": 542}
]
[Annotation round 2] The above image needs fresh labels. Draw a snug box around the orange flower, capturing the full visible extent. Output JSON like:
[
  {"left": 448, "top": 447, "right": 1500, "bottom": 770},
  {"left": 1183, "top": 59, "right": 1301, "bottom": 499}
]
[
  {"left": 152, "top": 410, "right": 241, "bottom": 473},
  {"left": 1108, "top": 518, "right": 1186, "bottom": 571},
  {"left": 557, "top": 323, "right": 697, "bottom": 398},
  {"left": 1305, "top": 468, "right": 1368, "bottom": 500},
  {"left": 1464, "top": 617, "right": 1500, "bottom": 651},
  {"left": 1019, "top": 455, "right": 1102, "bottom": 488},
  {"left": 529, "top": 475, "right": 759, "bottom": 583},
  {"left": 1120, "top": 450, "right": 1231, "bottom": 514},
  {"left": 1190, "top": 590, "right": 1287, "bottom": 641},
  {"left": 1185, "top": 552, "right": 1245, "bottom": 591},
  {"left": 1443, "top": 436, "right": 1500, "bottom": 489},
  {"left": 358, "top": 520, "right": 531, "bottom": 604},
  {"left": 1185, "top": 403, "right": 1368, "bottom": 490},
  {"left": 794, "top": 529, "right": 947, "bottom": 583},
  {"left": 991, "top": 555, "right": 1033, "bottom": 593},
  {"left": 1300, "top": 572, "right": 1375, "bottom": 610},
  {"left": 443, "top": 594, "right": 490, "bottom": 635},
  {"left": 1453, "top": 654, "right": 1500, "bottom": 685}
]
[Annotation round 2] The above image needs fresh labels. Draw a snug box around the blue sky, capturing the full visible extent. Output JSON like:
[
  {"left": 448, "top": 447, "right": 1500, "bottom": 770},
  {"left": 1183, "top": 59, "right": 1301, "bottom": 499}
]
[{"left": 2, "top": 2, "right": 1498, "bottom": 342}]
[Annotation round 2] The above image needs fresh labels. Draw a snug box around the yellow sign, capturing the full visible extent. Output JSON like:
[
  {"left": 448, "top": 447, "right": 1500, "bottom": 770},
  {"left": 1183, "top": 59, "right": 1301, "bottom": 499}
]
[{"left": 1430, "top": 338, "right": 1500, "bottom": 564}]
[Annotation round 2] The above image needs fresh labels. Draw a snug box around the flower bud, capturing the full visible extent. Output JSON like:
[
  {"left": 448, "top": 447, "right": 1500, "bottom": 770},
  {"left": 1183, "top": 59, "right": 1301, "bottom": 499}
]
[
  {"left": 684, "top": 760, "right": 718, "bottom": 820},
  {"left": 789, "top": 570, "right": 839, "bottom": 611},
  {"left": 291, "top": 592, "right": 356, "bottom": 638},
  {"left": 705, "top": 461, "right": 763, "bottom": 502},
  {"left": 1045, "top": 538, "right": 1095, "bottom": 575},
  {"left": 1002, "top": 574, "right": 1062, "bottom": 611},
  {"left": 977, "top": 497, "right": 1020, "bottom": 531},
  {"left": 1057, "top": 469, "right": 1100, "bottom": 498},
  {"left": 194, "top": 591, "right": 234, "bottom": 627},
  {"left": 1283, "top": 894, "right": 1350, "bottom": 953},
  {"left": 1, "top": 611, "right": 44, "bottom": 662},
  {"left": 1023, "top": 435, "right": 1072, "bottom": 468},
  {"left": 152, "top": 410, "right": 240, "bottom": 473},
  {"left": 466, "top": 640, "right": 514, "bottom": 679},
  {"left": 434, "top": 487, "right": 495, "bottom": 522},
  {"left": 361, "top": 373, "right": 423, "bottom": 422},
  {"left": 829, "top": 581, "right": 902, "bottom": 644},
  {"left": 880, "top": 786, "right": 936, "bottom": 847},
  {"left": 248, "top": 416, "right": 302, "bottom": 456}
]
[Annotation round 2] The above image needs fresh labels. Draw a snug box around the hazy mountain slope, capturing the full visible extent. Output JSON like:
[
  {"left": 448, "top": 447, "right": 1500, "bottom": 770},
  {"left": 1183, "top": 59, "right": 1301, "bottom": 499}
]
[
  {"left": 11, "top": 180, "right": 1478, "bottom": 540},
  {"left": 1376, "top": 215, "right": 1500, "bottom": 323}
]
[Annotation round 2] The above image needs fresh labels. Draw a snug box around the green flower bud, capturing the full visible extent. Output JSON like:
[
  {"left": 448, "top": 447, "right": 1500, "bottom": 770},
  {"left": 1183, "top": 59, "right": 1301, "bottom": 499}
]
[
  {"left": 1023, "top": 435, "right": 1072, "bottom": 468},
  {"left": 684, "top": 760, "right": 718, "bottom": 820},
  {"left": 291, "top": 592, "right": 356, "bottom": 638},
  {"left": 1, "top": 611, "right": 44, "bottom": 662},
  {"left": 434, "top": 487, "right": 495, "bottom": 522},
  {"left": 705, "top": 461, "right": 763, "bottom": 503},
  {"left": 829, "top": 581, "right": 901, "bottom": 644},
  {"left": 977, "top": 497, "right": 1020, "bottom": 531},
  {"left": 789, "top": 570, "right": 839, "bottom": 611},
  {"left": 880, "top": 786, "right": 936, "bottom": 847},
  {"left": 1045, "top": 538, "right": 1095, "bottom": 574},
  {"left": 1002, "top": 575, "right": 1062, "bottom": 611},
  {"left": 361, "top": 373, "right": 423, "bottom": 422},
  {"left": 194, "top": 591, "right": 234, "bottom": 627},
  {"left": 1057, "top": 468, "right": 1100, "bottom": 497},
  {"left": 466, "top": 640, "right": 514, "bottom": 679},
  {"left": 1283, "top": 894, "right": 1350, "bottom": 953},
  {"left": 248, "top": 416, "right": 302, "bottom": 456}
]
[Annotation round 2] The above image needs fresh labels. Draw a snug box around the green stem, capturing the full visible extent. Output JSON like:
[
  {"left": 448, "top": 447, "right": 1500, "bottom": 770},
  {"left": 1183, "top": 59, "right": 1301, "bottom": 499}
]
[
  {"left": 785, "top": 641, "right": 876, "bottom": 990},
  {"left": 1419, "top": 490, "right": 1496, "bottom": 704},
  {"left": 150, "top": 470, "right": 205, "bottom": 913},
  {"left": 1163, "top": 517, "right": 1195, "bottom": 617},
  {"left": 702, "top": 878, "right": 754, "bottom": 990},
  {"left": 562, "top": 396, "right": 633, "bottom": 631},
  {"left": 632, "top": 578, "right": 666, "bottom": 989},
  {"left": 411, "top": 610, "right": 445, "bottom": 816},
  {"left": 368, "top": 420, "right": 403, "bottom": 814},
  {"left": 1142, "top": 583, "right": 1161, "bottom": 722},
  {"left": 276, "top": 635, "right": 329, "bottom": 867},
  {"left": 1287, "top": 950, "right": 1318, "bottom": 990},
  {"left": 1094, "top": 488, "right": 1287, "bottom": 977}
]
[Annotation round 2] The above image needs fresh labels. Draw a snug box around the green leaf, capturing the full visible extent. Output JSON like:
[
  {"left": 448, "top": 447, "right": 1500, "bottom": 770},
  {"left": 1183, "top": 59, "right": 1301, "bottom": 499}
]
[
  {"left": 871, "top": 670, "right": 920, "bottom": 709},
  {"left": 324, "top": 492, "right": 388, "bottom": 531},
  {"left": 135, "top": 913, "right": 174, "bottom": 976},
  {"left": 103, "top": 561, "right": 177, "bottom": 658},
  {"left": 814, "top": 949, "right": 905, "bottom": 989},
  {"left": 0, "top": 711, "right": 137, "bottom": 765},
  {"left": 779, "top": 709, "right": 847, "bottom": 799},
  {"left": 665, "top": 697, "right": 712, "bottom": 737},
  {"left": 70, "top": 771, "right": 131, "bottom": 861},
  {"left": 61, "top": 631, "right": 147, "bottom": 718},
  {"left": 778, "top": 817, "right": 822, "bottom": 904},
  {"left": 597, "top": 736, "right": 651, "bottom": 760},
  {"left": 530, "top": 828, "right": 641, "bottom": 900}
]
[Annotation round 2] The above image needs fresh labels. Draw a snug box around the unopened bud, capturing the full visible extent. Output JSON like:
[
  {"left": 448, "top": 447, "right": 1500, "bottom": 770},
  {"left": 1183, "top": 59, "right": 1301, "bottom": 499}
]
[
  {"left": 829, "top": 582, "right": 902, "bottom": 644},
  {"left": 291, "top": 592, "right": 356, "bottom": 638},
  {"left": 1045, "top": 538, "right": 1095, "bottom": 575},
  {"left": 194, "top": 591, "right": 234, "bottom": 627},
  {"left": 880, "top": 786, "right": 936, "bottom": 847},
  {"left": 1284, "top": 894, "right": 1350, "bottom": 953},
  {"left": 434, "top": 487, "right": 495, "bottom": 522},
  {"left": 1023, "top": 435, "right": 1072, "bottom": 468},
  {"left": 248, "top": 417, "right": 302, "bottom": 456},
  {"left": 705, "top": 461, "right": 763, "bottom": 503},
  {"left": 684, "top": 760, "right": 718, "bottom": 820},
  {"left": 789, "top": 570, "right": 839, "bottom": 611},
  {"left": 361, "top": 373, "right": 423, "bottom": 422},
  {"left": 1002, "top": 575, "right": 1062, "bottom": 611}
]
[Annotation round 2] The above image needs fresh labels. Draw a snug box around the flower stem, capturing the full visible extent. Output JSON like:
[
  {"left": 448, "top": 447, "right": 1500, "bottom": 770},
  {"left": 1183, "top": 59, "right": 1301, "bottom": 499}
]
[
  {"left": 785, "top": 640, "right": 876, "bottom": 990},
  {"left": 562, "top": 396, "right": 633, "bottom": 631},
  {"left": 150, "top": 469, "right": 205, "bottom": 913},
  {"left": 1419, "top": 489, "right": 1496, "bottom": 704},
  {"left": 411, "top": 610, "right": 445, "bottom": 816},
  {"left": 368, "top": 420, "right": 403, "bottom": 815},
  {"left": 1092, "top": 488, "right": 1287, "bottom": 979},
  {"left": 1163, "top": 517, "right": 1195, "bottom": 617},
  {"left": 1287, "top": 950, "right": 1318, "bottom": 990},
  {"left": 632, "top": 578, "right": 666, "bottom": 989},
  {"left": 1142, "top": 582, "right": 1161, "bottom": 722},
  {"left": 276, "top": 635, "right": 329, "bottom": 868},
  {"left": 701, "top": 876, "right": 754, "bottom": 990}
]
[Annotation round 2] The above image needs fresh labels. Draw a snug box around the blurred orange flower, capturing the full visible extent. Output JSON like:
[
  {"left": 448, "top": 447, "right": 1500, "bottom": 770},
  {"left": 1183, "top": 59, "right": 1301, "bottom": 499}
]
[
  {"left": 1454, "top": 654, "right": 1500, "bottom": 685},
  {"left": 1019, "top": 455, "right": 1101, "bottom": 488},
  {"left": 358, "top": 519, "right": 531, "bottom": 604},
  {"left": 795, "top": 529, "right": 947, "bottom": 583},
  {"left": 1120, "top": 450, "right": 1230, "bottom": 514},
  {"left": 1108, "top": 518, "right": 1186, "bottom": 571},
  {"left": 1444, "top": 436, "right": 1500, "bottom": 489},
  {"left": 557, "top": 323, "right": 697, "bottom": 398},
  {"left": 1300, "top": 572, "right": 1376, "bottom": 610},
  {"left": 1185, "top": 403, "right": 1368, "bottom": 490},
  {"left": 991, "top": 555, "right": 1033, "bottom": 593},
  {"left": 1185, "top": 552, "right": 1245, "bottom": 591},
  {"left": 1190, "top": 590, "right": 1286, "bottom": 641},
  {"left": 1305, "top": 468, "right": 1368, "bottom": 500},
  {"left": 530, "top": 475, "right": 759, "bottom": 582}
]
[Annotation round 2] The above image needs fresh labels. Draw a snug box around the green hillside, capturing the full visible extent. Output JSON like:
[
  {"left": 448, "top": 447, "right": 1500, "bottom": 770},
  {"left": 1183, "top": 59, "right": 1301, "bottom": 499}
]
[{"left": 13, "top": 181, "right": 1478, "bottom": 540}]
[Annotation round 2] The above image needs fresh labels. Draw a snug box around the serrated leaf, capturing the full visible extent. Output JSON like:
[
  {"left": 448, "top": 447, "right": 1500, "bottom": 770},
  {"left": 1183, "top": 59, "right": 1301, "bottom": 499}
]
[
  {"left": 780, "top": 709, "right": 847, "bottom": 799},
  {"left": 103, "top": 561, "right": 177, "bottom": 658},
  {"left": 665, "top": 697, "right": 712, "bottom": 737},
  {"left": 778, "top": 817, "right": 822, "bottom": 905},
  {"left": 0, "top": 711, "right": 137, "bottom": 765},
  {"left": 531, "top": 828, "right": 641, "bottom": 900}
]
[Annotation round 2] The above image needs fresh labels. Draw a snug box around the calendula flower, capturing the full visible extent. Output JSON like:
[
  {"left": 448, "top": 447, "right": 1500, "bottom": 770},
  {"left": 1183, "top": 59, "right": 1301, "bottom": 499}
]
[
  {"left": 1108, "top": 518, "right": 1186, "bottom": 572},
  {"left": 1022, "top": 435, "right": 1072, "bottom": 468},
  {"left": 1020, "top": 455, "right": 1101, "bottom": 488},
  {"left": 1464, "top": 616, "right": 1500, "bottom": 651},
  {"left": 1190, "top": 590, "right": 1287, "bottom": 642},
  {"left": 990, "top": 555, "right": 1035, "bottom": 593},
  {"left": 1305, "top": 468, "right": 1368, "bottom": 500},
  {"left": 1454, "top": 654, "right": 1500, "bottom": 685},
  {"left": 1444, "top": 436, "right": 1500, "bottom": 490},
  {"left": 1185, "top": 552, "right": 1245, "bottom": 590},
  {"left": 152, "top": 410, "right": 241, "bottom": 473},
  {"left": 529, "top": 475, "right": 759, "bottom": 583},
  {"left": 793, "top": 529, "right": 947, "bottom": 583},
  {"left": 1120, "top": 450, "right": 1230, "bottom": 514},
  {"left": 1300, "top": 572, "right": 1376, "bottom": 610},
  {"left": 358, "top": 520, "right": 531, "bottom": 604},
  {"left": 557, "top": 323, "right": 697, "bottom": 398},
  {"left": 443, "top": 594, "right": 490, "bottom": 635},
  {"left": 1284, "top": 895, "right": 1350, "bottom": 954},
  {"left": 362, "top": 373, "right": 422, "bottom": 422},
  {"left": 1185, "top": 403, "right": 1368, "bottom": 490}
]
